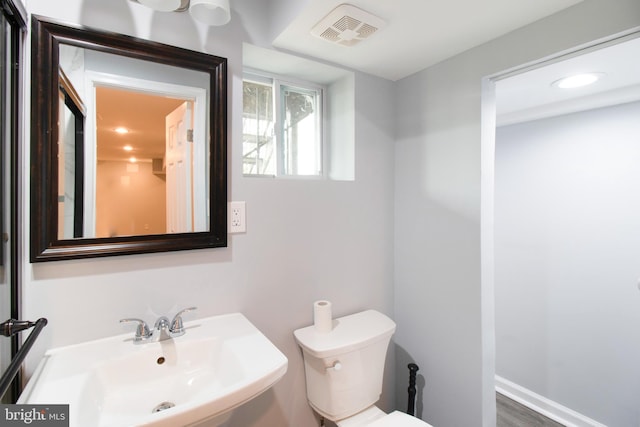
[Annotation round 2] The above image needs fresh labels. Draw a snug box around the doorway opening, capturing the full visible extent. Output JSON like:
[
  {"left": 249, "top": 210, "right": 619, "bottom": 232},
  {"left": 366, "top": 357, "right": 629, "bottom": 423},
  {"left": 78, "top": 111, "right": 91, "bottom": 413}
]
[{"left": 482, "top": 29, "right": 640, "bottom": 427}]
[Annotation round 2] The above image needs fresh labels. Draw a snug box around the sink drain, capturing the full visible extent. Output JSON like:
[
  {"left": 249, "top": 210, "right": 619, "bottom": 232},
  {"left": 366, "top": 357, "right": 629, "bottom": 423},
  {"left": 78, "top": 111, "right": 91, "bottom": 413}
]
[{"left": 152, "top": 401, "right": 175, "bottom": 413}]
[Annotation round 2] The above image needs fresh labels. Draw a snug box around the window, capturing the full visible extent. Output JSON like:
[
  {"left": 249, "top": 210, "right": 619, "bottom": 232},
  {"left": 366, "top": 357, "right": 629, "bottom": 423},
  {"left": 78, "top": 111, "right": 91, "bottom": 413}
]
[{"left": 243, "top": 72, "right": 323, "bottom": 177}]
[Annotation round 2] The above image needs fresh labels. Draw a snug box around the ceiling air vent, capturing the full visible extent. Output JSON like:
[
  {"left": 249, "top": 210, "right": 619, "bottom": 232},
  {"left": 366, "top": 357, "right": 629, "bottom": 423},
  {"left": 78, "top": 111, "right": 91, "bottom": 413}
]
[{"left": 310, "top": 4, "right": 386, "bottom": 47}]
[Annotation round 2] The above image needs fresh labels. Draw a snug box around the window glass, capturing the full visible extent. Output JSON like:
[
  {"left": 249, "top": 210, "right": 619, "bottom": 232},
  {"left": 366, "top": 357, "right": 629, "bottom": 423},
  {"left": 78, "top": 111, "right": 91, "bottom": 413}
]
[
  {"left": 242, "top": 79, "right": 275, "bottom": 175},
  {"left": 281, "top": 84, "right": 321, "bottom": 176},
  {"left": 243, "top": 73, "right": 323, "bottom": 177}
]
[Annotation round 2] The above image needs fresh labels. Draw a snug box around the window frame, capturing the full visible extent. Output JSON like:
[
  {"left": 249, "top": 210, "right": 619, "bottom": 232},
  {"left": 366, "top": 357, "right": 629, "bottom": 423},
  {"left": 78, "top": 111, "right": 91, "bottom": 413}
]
[{"left": 243, "top": 69, "right": 326, "bottom": 179}]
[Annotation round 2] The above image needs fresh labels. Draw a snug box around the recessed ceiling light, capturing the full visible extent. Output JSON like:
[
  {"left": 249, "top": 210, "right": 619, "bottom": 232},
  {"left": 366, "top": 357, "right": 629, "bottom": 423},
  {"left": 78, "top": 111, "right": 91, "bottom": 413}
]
[
  {"left": 552, "top": 72, "right": 604, "bottom": 89},
  {"left": 123, "top": 145, "right": 133, "bottom": 152},
  {"left": 115, "top": 127, "right": 129, "bottom": 134}
]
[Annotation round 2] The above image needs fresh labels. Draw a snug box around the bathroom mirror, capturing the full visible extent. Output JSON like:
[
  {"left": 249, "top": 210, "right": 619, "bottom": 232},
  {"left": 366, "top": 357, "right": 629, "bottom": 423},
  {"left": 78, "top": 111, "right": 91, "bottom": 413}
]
[{"left": 30, "top": 15, "right": 227, "bottom": 262}]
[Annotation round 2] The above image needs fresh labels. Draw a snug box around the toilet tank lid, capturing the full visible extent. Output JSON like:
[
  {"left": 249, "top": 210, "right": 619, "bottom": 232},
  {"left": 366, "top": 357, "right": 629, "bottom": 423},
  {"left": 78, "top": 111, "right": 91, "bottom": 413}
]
[{"left": 293, "top": 310, "right": 396, "bottom": 358}]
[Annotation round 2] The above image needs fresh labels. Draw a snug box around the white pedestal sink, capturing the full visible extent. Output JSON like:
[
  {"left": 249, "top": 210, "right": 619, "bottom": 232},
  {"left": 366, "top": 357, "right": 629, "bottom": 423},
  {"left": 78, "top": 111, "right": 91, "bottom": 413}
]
[{"left": 18, "top": 313, "right": 288, "bottom": 427}]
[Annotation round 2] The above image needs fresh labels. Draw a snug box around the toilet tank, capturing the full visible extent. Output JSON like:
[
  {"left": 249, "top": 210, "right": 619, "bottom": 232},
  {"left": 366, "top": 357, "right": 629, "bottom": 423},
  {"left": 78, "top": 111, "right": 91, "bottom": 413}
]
[{"left": 294, "top": 310, "right": 396, "bottom": 421}]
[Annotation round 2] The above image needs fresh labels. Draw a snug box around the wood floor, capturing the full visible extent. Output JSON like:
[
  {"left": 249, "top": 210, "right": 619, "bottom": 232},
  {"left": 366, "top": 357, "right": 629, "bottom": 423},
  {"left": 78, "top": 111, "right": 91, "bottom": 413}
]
[{"left": 497, "top": 393, "right": 565, "bottom": 427}]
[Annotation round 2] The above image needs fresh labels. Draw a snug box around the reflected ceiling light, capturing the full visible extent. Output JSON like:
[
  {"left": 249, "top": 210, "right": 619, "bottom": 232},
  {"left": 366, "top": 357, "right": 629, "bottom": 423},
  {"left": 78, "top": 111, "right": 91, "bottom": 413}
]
[
  {"left": 189, "top": 0, "right": 231, "bottom": 26},
  {"left": 129, "top": 157, "right": 138, "bottom": 163},
  {"left": 123, "top": 145, "right": 133, "bottom": 152},
  {"left": 130, "top": 0, "right": 231, "bottom": 26},
  {"left": 552, "top": 73, "right": 605, "bottom": 89},
  {"left": 115, "top": 127, "right": 129, "bottom": 135}
]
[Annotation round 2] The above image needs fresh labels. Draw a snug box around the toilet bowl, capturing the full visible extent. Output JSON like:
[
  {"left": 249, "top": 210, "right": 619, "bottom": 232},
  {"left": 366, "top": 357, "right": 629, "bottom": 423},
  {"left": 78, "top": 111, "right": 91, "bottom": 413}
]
[
  {"left": 336, "top": 406, "right": 430, "bottom": 427},
  {"left": 294, "top": 310, "right": 432, "bottom": 427}
]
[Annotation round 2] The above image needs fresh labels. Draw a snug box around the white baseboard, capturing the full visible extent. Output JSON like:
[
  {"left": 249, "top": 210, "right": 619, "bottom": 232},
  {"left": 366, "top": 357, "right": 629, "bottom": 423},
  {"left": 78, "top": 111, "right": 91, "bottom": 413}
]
[{"left": 495, "top": 375, "right": 607, "bottom": 427}]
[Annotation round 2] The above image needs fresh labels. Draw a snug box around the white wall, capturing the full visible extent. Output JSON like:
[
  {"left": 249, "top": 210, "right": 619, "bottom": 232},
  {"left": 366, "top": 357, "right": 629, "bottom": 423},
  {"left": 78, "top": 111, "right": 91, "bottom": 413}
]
[
  {"left": 394, "top": 1, "right": 640, "bottom": 426},
  {"left": 21, "top": 1, "right": 396, "bottom": 426},
  {"left": 328, "top": 74, "right": 355, "bottom": 181},
  {"left": 495, "top": 101, "right": 640, "bottom": 426}
]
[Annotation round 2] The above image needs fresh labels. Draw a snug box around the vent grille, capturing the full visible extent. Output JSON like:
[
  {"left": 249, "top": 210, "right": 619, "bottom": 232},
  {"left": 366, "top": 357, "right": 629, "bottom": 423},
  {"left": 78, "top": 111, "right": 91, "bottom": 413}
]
[
  {"left": 358, "top": 23, "right": 378, "bottom": 38},
  {"left": 311, "top": 4, "right": 386, "bottom": 47},
  {"left": 319, "top": 28, "right": 341, "bottom": 43},
  {"left": 334, "top": 15, "right": 360, "bottom": 31}
]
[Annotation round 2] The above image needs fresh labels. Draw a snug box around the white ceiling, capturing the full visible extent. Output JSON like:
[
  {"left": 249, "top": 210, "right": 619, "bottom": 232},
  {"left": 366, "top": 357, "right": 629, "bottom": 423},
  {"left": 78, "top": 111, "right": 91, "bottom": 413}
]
[
  {"left": 243, "top": 43, "right": 349, "bottom": 85},
  {"left": 270, "top": 0, "right": 640, "bottom": 125},
  {"left": 496, "top": 35, "right": 640, "bottom": 126},
  {"left": 272, "top": 0, "right": 584, "bottom": 81}
]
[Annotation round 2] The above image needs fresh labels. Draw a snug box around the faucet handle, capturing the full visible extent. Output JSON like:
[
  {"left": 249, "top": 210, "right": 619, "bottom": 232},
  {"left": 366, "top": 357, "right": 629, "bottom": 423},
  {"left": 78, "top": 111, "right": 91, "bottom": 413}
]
[
  {"left": 120, "top": 318, "right": 152, "bottom": 343},
  {"left": 169, "top": 307, "right": 197, "bottom": 336}
]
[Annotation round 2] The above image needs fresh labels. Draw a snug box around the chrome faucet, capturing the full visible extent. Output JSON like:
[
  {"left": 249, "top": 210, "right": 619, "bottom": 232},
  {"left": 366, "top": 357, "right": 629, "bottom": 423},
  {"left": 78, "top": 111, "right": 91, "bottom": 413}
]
[
  {"left": 119, "top": 318, "right": 152, "bottom": 343},
  {"left": 169, "top": 307, "right": 197, "bottom": 337},
  {"left": 154, "top": 316, "right": 172, "bottom": 342},
  {"left": 120, "top": 307, "right": 197, "bottom": 344}
]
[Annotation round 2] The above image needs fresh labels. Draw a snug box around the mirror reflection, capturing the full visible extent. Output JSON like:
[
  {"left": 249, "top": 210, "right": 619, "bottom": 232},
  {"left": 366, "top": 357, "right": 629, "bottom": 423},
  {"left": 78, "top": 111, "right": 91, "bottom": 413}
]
[
  {"left": 57, "top": 44, "right": 210, "bottom": 239},
  {"left": 58, "top": 69, "right": 84, "bottom": 239},
  {"left": 30, "top": 16, "right": 227, "bottom": 262}
]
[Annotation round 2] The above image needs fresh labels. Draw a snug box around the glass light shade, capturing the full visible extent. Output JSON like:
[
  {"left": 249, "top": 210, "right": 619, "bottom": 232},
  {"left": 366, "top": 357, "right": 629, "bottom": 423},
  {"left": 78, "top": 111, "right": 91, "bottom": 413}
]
[
  {"left": 137, "top": 0, "right": 183, "bottom": 12},
  {"left": 189, "top": 0, "right": 231, "bottom": 26}
]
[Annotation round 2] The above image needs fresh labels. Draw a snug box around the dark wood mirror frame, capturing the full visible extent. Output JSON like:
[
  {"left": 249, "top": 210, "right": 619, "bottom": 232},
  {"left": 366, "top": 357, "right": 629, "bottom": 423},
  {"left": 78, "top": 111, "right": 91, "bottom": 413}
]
[{"left": 30, "top": 15, "right": 227, "bottom": 262}]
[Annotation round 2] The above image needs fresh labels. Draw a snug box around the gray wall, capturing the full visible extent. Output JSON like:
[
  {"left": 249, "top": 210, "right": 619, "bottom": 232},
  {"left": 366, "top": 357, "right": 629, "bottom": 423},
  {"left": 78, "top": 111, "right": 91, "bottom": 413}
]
[
  {"left": 393, "top": 0, "right": 640, "bottom": 426},
  {"left": 495, "top": 101, "right": 640, "bottom": 426},
  {"left": 22, "top": 1, "right": 395, "bottom": 426}
]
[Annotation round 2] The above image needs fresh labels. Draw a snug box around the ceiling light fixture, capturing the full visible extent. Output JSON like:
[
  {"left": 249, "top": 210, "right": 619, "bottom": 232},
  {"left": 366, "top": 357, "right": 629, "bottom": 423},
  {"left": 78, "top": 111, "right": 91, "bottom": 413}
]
[
  {"left": 552, "top": 72, "right": 605, "bottom": 89},
  {"left": 123, "top": 145, "right": 133, "bottom": 152},
  {"left": 130, "top": 0, "right": 231, "bottom": 26},
  {"left": 136, "top": 0, "right": 188, "bottom": 12},
  {"left": 115, "top": 127, "right": 129, "bottom": 134},
  {"left": 190, "top": 0, "right": 231, "bottom": 26}
]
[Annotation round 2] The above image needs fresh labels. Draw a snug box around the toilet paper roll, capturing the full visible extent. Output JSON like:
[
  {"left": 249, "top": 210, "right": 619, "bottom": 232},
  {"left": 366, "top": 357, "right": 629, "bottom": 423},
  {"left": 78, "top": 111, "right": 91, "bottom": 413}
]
[{"left": 313, "top": 300, "right": 333, "bottom": 333}]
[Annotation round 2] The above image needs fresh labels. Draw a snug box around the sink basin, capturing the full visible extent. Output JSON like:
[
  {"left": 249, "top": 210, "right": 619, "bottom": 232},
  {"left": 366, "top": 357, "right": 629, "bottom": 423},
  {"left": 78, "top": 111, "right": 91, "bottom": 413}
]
[{"left": 18, "top": 313, "right": 288, "bottom": 427}]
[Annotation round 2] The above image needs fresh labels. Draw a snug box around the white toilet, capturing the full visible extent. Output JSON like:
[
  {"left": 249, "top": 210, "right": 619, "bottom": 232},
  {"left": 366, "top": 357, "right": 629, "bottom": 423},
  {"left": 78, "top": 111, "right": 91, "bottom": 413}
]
[{"left": 294, "top": 309, "right": 432, "bottom": 427}]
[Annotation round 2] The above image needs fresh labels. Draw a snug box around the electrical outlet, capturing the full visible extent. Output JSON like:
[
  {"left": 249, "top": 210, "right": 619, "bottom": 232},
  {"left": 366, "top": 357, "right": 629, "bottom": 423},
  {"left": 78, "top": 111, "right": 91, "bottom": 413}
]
[{"left": 228, "top": 201, "right": 246, "bottom": 233}]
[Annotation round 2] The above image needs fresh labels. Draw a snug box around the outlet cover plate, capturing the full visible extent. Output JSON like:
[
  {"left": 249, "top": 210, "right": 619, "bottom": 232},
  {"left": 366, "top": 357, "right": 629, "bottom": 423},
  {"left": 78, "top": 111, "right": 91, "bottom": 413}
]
[{"left": 228, "top": 201, "right": 246, "bottom": 233}]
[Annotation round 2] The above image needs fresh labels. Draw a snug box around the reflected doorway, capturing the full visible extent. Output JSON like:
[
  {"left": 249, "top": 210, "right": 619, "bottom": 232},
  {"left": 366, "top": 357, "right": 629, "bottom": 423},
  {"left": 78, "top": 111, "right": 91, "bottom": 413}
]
[{"left": 94, "top": 87, "right": 187, "bottom": 238}]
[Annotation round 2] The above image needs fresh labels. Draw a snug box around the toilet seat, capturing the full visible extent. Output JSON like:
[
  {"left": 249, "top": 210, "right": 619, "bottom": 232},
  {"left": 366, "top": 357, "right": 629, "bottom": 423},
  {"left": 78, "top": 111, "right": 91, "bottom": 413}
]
[
  {"left": 336, "top": 406, "right": 432, "bottom": 427},
  {"left": 369, "top": 411, "right": 432, "bottom": 427}
]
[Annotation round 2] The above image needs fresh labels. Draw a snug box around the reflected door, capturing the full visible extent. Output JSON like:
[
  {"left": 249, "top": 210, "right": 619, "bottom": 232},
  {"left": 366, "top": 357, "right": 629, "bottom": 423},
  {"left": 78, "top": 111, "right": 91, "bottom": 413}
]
[{"left": 166, "top": 101, "right": 194, "bottom": 233}]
